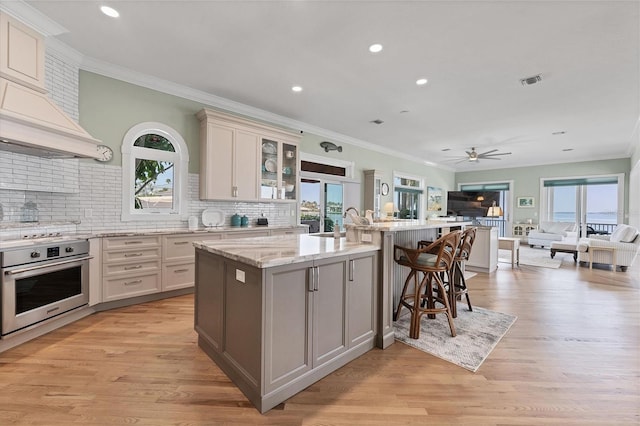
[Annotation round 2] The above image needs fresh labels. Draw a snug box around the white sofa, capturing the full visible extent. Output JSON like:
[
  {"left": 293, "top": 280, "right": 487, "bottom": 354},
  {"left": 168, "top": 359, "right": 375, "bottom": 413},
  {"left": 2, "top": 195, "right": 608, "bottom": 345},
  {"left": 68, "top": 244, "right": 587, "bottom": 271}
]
[
  {"left": 577, "top": 224, "right": 640, "bottom": 272},
  {"left": 528, "top": 222, "right": 577, "bottom": 248}
]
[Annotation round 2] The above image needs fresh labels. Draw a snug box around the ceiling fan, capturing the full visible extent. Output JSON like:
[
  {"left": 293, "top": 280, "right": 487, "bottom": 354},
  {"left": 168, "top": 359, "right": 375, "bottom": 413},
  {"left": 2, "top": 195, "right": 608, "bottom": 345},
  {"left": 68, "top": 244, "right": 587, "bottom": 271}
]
[{"left": 455, "top": 147, "right": 512, "bottom": 163}]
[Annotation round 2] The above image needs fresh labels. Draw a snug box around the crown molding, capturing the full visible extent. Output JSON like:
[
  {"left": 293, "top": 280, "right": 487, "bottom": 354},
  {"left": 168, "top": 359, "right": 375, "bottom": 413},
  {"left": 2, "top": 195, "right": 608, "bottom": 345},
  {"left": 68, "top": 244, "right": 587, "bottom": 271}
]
[
  {"left": 79, "top": 56, "right": 452, "bottom": 171},
  {"left": 0, "top": 0, "right": 68, "bottom": 36},
  {"left": 45, "top": 37, "right": 83, "bottom": 66}
]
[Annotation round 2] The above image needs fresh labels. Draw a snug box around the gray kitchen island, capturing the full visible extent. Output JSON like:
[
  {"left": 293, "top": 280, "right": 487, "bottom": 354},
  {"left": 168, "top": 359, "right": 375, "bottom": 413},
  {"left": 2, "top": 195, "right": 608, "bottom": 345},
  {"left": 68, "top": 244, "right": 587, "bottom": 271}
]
[{"left": 193, "top": 234, "right": 380, "bottom": 413}]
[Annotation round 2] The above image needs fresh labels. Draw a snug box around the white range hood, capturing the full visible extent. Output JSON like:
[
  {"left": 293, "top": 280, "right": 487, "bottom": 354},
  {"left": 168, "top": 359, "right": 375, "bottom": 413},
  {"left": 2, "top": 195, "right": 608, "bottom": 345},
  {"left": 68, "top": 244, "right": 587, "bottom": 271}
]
[
  {"left": 0, "top": 78, "right": 101, "bottom": 158},
  {"left": 0, "top": 11, "right": 101, "bottom": 159}
]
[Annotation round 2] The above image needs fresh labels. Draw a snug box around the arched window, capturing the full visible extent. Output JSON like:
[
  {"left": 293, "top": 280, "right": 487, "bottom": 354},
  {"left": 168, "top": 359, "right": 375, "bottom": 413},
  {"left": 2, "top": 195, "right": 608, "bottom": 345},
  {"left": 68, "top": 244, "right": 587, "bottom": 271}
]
[{"left": 121, "top": 122, "right": 189, "bottom": 221}]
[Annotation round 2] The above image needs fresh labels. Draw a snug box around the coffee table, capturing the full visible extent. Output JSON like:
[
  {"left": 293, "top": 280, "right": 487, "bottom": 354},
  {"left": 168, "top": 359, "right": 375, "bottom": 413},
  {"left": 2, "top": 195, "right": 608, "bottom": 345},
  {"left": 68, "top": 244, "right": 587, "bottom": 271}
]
[{"left": 550, "top": 241, "right": 578, "bottom": 262}]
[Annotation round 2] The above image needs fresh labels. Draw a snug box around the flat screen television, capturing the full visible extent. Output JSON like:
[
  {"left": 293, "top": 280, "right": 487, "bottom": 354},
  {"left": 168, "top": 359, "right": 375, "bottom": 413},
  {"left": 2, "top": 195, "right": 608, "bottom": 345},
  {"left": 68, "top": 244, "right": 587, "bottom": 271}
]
[{"left": 446, "top": 191, "right": 500, "bottom": 218}]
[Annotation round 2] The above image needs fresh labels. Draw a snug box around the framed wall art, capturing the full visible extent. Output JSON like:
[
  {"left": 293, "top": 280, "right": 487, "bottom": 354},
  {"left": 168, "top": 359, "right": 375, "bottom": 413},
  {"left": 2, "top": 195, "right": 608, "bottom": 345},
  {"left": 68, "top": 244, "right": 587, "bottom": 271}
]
[
  {"left": 427, "top": 186, "right": 443, "bottom": 212},
  {"left": 517, "top": 196, "right": 535, "bottom": 208}
]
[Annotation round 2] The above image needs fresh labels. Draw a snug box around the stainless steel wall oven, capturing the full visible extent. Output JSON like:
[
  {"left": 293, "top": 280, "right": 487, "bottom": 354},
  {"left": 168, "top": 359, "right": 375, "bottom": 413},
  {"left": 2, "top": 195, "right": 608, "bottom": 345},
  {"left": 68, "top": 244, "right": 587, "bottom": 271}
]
[{"left": 1, "top": 239, "right": 90, "bottom": 338}]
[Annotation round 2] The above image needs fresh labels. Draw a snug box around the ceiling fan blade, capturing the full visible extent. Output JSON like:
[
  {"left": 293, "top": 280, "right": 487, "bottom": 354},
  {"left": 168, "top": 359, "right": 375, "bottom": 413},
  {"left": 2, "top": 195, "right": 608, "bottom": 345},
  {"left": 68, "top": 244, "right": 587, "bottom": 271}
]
[
  {"left": 480, "top": 152, "right": 512, "bottom": 157},
  {"left": 481, "top": 157, "right": 503, "bottom": 160},
  {"left": 478, "top": 149, "right": 498, "bottom": 156},
  {"left": 465, "top": 150, "right": 473, "bottom": 156}
]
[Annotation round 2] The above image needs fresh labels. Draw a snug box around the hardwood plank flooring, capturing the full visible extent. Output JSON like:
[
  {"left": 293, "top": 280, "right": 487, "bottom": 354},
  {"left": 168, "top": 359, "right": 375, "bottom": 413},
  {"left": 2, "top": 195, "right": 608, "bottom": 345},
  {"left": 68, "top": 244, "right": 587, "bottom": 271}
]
[{"left": 1, "top": 255, "right": 638, "bottom": 425}]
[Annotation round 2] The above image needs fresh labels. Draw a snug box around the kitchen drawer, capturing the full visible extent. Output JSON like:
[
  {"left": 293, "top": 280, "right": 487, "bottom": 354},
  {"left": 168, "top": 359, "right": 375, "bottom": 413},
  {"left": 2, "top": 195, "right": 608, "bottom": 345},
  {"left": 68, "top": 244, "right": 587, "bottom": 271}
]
[
  {"left": 103, "top": 235, "right": 161, "bottom": 250},
  {"left": 103, "top": 247, "right": 161, "bottom": 263},
  {"left": 103, "top": 272, "right": 161, "bottom": 302},
  {"left": 162, "top": 262, "right": 195, "bottom": 291},
  {"left": 163, "top": 234, "right": 221, "bottom": 262},
  {"left": 223, "top": 230, "right": 270, "bottom": 239},
  {"left": 103, "top": 259, "right": 161, "bottom": 277},
  {"left": 270, "top": 228, "right": 307, "bottom": 236}
]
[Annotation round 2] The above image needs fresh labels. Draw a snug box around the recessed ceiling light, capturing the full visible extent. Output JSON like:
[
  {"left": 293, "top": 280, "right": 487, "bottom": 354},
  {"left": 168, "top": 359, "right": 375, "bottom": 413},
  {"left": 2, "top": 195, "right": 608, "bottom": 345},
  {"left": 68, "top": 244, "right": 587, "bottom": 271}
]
[
  {"left": 416, "top": 78, "right": 428, "bottom": 86},
  {"left": 100, "top": 5, "right": 120, "bottom": 18},
  {"left": 441, "top": 148, "right": 451, "bottom": 152},
  {"left": 291, "top": 86, "right": 303, "bottom": 93},
  {"left": 552, "top": 131, "right": 566, "bottom": 135},
  {"left": 562, "top": 148, "right": 574, "bottom": 151},
  {"left": 370, "top": 119, "right": 384, "bottom": 125},
  {"left": 369, "top": 43, "right": 383, "bottom": 53},
  {"left": 400, "top": 110, "right": 410, "bottom": 114}
]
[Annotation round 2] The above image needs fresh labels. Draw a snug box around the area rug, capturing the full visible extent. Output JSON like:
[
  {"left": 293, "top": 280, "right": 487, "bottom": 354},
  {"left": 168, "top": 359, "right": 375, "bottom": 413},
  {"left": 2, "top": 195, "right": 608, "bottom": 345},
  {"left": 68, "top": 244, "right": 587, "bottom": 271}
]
[
  {"left": 499, "top": 246, "right": 562, "bottom": 269},
  {"left": 394, "top": 307, "right": 517, "bottom": 372}
]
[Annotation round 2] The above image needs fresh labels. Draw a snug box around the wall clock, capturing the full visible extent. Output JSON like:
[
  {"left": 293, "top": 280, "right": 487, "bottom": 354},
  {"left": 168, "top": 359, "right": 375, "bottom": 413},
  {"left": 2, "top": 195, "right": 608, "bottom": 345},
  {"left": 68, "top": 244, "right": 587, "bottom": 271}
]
[
  {"left": 381, "top": 183, "right": 389, "bottom": 196},
  {"left": 95, "top": 144, "right": 113, "bottom": 162}
]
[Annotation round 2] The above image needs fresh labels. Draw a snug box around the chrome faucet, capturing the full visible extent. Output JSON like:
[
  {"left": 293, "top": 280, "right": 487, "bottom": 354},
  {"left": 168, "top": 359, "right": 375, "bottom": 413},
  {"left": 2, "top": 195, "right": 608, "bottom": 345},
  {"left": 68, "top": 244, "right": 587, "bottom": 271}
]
[{"left": 343, "top": 206, "right": 360, "bottom": 218}]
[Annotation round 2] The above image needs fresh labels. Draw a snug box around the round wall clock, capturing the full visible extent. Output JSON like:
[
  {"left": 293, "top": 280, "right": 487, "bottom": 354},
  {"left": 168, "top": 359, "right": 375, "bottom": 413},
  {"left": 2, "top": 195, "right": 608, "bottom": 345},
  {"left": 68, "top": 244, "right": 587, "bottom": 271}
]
[
  {"left": 95, "top": 144, "right": 113, "bottom": 162},
  {"left": 381, "top": 183, "right": 389, "bottom": 196}
]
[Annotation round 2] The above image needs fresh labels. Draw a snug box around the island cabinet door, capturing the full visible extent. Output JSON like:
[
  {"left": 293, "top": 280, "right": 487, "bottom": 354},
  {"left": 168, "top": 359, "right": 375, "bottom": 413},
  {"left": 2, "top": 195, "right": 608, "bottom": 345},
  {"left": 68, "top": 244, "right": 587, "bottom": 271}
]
[
  {"left": 263, "top": 261, "right": 314, "bottom": 394},
  {"left": 312, "top": 256, "right": 349, "bottom": 367},
  {"left": 347, "top": 252, "right": 378, "bottom": 348}
]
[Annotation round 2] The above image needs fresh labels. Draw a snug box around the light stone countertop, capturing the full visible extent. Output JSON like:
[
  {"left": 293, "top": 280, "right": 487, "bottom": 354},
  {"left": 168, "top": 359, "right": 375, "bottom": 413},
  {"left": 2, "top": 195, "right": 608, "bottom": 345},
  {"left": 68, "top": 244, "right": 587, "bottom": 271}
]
[
  {"left": 90, "top": 225, "right": 307, "bottom": 238},
  {"left": 194, "top": 234, "right": 380, "bottom": 269},
  {"left": 344, "top": 220, "right": 472, "bottom": 232}
]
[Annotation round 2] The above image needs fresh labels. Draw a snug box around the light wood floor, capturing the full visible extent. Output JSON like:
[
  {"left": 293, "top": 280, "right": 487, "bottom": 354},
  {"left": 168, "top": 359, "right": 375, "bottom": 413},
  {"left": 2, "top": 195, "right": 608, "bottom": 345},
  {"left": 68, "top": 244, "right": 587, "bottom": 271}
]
[{"left": 1, "top": 255, "right": 638, "bottom": 425}]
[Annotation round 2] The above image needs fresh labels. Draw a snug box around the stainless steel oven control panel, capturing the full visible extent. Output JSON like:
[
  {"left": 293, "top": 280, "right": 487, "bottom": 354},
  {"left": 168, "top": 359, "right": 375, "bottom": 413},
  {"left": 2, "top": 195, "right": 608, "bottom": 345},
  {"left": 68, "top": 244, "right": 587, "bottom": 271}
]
[{"left": 1, "top": 240, "right": 89, "bottom": 268}]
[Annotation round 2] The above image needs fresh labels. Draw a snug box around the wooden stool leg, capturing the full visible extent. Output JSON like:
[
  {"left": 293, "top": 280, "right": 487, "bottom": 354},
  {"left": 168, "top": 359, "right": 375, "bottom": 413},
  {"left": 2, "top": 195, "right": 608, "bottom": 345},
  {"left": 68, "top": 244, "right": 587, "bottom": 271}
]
[
  {"left": 434, "top": 274, "right": 456, "bottom": 337},
  {"left": 394, "top": 270, "right": 415, "bottom": 321}
]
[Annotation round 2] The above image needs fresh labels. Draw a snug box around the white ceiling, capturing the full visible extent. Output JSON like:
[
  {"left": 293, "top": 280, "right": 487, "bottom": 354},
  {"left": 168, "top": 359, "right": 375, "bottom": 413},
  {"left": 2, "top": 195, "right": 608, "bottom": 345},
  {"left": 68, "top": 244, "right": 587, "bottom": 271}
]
[{"left": 18, "top": 0, "right": 640, "bottom": 171}]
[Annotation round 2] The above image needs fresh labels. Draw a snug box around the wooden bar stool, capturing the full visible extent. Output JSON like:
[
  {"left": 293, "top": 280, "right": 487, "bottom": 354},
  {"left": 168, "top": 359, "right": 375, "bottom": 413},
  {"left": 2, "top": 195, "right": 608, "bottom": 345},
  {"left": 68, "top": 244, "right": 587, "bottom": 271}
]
[
  {"left": 393, "top": 231, "right": 461, "bottom": 339},
  {"left": 449, "top": 227, "right": 477, "bottom": 318}
]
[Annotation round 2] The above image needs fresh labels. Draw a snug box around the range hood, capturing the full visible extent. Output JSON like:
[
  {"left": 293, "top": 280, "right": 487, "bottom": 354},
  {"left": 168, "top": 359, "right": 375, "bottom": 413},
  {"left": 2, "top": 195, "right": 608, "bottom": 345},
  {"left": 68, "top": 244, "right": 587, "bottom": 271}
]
[
  {"left": 0, "top": 11, "right": 101, "bottom": 159},
  {"left": 0, "top": 78, "right": 101, "bottom": 159}
]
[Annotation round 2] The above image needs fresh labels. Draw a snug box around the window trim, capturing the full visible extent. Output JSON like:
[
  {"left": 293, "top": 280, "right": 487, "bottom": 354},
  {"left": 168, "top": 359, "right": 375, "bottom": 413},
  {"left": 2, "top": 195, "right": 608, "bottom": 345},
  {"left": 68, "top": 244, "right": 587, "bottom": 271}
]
[{"left": 121, "top": 122, "right": 189, "bottom": 221}]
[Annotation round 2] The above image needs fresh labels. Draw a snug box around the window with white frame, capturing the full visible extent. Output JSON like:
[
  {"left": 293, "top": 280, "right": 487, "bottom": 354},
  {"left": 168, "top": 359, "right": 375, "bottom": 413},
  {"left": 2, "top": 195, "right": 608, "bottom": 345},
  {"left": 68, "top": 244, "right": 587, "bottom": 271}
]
[{"left": 121, "top": 122, "right": 189, "bottom": 221}]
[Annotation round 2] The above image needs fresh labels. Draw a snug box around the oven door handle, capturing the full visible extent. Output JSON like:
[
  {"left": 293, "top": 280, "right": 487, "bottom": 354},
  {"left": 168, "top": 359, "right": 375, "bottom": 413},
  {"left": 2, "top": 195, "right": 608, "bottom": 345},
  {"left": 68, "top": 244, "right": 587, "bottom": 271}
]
[{"left": 4, "top": 256, "right": 94, "bottom": 275}]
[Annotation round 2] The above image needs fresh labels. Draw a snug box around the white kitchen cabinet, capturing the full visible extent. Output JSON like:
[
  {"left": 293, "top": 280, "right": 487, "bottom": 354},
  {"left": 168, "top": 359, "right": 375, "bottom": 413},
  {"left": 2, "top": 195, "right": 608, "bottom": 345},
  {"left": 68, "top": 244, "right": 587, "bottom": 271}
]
[
  {"left": 197, "top": 109, "right": 300, "bottom": 202},
  {"left": 102, "top": 235, "right": 162, "bottom": 302},
  {"left": 162, "top": 233, "right": 222, "bottom": 291},
  {"left": 0, "top": 12, "right": 46, "bottom": 92},
  {"left": 197, "top": 110, "right": 260, "bottom": 200}
]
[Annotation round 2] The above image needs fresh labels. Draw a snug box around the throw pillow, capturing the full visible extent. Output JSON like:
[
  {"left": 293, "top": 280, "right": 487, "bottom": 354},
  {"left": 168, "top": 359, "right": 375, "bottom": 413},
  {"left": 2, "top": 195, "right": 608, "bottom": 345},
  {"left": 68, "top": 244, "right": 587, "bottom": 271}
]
[{"left": 610, "top": 225, "right": 639, "bottom": 243}]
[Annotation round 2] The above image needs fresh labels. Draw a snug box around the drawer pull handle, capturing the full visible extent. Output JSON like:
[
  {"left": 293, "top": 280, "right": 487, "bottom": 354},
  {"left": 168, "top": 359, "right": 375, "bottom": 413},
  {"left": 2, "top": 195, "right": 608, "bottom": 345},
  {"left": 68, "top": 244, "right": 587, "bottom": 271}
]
[
  {"left": 124, "top": 279, "right": 143, "bottom": 286},
  {"left": 124, "top": 265, "right": 143, "bottom": 270},
  {"left": 124, "top": 253, "right": 143, "bottom": 257},
  {"left": 174, "top": 268, "right": 189, "bottom": 273},
  {"left": 174, "top": 241, "right": 189, "bottom": 245},
  {"left": 124, "top": 241, "right": 143, "bottom": 245}
]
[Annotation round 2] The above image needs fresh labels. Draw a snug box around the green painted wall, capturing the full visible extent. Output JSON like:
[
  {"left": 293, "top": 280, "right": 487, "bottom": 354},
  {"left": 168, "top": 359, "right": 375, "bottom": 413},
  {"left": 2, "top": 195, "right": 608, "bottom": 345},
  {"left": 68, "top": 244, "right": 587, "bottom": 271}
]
[
  {"left": 456, "top": 158, "right": 631, "bottom": 223},
  {"left": 79, "top": 71, "right": 205, "bottom": 172},
  {"left": 79, "top": 71, "right": 455, "bottom": 204},
  {"left": 78, "top": 70, "right": 632, "bottom": 222}
]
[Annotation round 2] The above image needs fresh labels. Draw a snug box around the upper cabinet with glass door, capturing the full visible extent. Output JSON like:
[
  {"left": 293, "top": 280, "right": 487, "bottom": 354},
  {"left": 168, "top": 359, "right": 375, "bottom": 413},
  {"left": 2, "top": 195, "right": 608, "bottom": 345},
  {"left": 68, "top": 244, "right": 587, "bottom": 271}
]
[
  {"left": 260, "top": 139, "right": 298, "bottom": 201},
  {"left": 197, "top": 109, "right": 300, "bottom": 202}
]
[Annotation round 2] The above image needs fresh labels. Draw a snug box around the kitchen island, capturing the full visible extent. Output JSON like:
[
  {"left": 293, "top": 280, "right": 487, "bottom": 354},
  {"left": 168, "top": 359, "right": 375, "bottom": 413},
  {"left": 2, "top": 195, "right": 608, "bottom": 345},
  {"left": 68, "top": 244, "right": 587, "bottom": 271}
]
[
  {"left": 344, "top": 219, "right": 472, "bottom": 348},
  {"left": 194, "top": 234, "right": 380, "bottom": 413}
]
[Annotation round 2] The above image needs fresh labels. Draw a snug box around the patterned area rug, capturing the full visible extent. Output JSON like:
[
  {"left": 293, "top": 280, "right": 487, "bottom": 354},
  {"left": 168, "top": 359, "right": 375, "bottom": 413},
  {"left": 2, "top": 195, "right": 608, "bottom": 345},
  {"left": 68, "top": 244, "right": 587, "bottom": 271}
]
[
  {"left": 499, "top": 246, "right": 563, "bottom": 269},
  {"left": 394, "top": 306, "right": 517, "bottom": 372}
]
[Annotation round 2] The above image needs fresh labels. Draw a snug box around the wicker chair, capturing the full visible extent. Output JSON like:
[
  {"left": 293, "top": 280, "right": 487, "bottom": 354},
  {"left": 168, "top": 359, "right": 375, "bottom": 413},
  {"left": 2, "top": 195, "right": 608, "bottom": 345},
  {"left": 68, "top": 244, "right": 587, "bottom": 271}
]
[{"left": 393, "top": 230, "right": 461, "bottom": 339}]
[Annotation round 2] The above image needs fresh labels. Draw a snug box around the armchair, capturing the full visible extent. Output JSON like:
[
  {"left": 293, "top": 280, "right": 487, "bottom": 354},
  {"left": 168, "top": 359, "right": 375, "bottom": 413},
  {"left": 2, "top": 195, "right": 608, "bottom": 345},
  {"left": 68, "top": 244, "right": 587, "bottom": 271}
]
[{"left": 577, "top": 224, "right": 640, "bottom": 271}]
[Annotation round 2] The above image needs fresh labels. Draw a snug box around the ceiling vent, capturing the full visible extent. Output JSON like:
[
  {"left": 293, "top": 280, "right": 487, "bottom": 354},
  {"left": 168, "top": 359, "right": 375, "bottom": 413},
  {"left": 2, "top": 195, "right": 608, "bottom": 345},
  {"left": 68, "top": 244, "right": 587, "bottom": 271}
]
[{"left": 520, "top": 74, "right": 542, "bottom": 86}]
